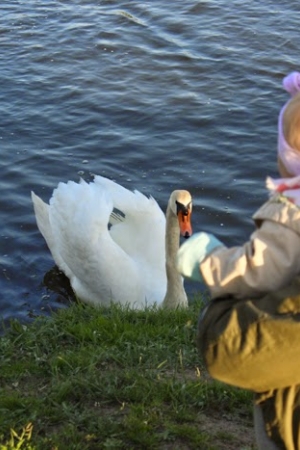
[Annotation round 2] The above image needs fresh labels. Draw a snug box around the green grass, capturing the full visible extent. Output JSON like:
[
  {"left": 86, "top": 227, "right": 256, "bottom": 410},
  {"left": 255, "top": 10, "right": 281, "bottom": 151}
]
[{"left": 0, "top": 300, "right": 255, "bottom": 450}]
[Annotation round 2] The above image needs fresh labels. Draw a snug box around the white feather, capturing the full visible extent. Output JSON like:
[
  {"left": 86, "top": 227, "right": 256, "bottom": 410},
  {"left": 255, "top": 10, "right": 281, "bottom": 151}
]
[{"left": 32, "top": 175, "right": 191, "bottom": 309}]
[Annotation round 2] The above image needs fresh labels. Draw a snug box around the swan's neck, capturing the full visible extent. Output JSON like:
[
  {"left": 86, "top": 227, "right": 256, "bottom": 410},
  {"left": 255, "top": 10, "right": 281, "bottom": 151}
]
[{"left": 162, "top": 205, "right": 188, "bottom": 308}]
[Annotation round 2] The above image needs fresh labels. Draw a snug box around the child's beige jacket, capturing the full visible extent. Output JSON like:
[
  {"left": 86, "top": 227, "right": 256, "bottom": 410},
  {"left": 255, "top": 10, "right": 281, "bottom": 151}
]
[
  {"left": 197, "top": 194, "right": 300, "bottom": 450},
  {"left": 200, "top": 194, "right": 300, "bottom": 300}
]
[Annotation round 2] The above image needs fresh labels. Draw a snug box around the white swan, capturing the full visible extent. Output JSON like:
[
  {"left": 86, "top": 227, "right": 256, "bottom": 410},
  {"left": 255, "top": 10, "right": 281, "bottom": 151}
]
[{"left": 31, "top": 175, "right": 193, "bottom": 309}]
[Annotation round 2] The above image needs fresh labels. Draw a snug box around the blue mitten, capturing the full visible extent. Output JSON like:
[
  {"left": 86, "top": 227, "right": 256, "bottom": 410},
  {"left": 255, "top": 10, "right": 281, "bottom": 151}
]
[{"left": 176, "top": 232, "right": 224, "bottom": 282}]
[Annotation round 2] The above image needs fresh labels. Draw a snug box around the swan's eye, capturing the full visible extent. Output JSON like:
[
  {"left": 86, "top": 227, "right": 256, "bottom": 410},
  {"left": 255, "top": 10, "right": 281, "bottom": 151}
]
[
  {"left": 176, "top": 200, "right": 192, "bottom": 237},
  {"left": 176, "top": 200, "right": 191, "bottom": 216}
]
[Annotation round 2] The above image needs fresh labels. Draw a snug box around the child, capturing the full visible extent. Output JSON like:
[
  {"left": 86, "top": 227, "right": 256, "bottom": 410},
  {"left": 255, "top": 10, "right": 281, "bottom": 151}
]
[{"left": 177, "top": 72, "right": 300, "bottom": 450}]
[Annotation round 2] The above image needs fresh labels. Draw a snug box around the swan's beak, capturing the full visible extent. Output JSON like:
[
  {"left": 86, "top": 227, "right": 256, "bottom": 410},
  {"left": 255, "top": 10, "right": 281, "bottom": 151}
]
[{"left": 178, "top": 210, "right": 192, "bottom": 239}]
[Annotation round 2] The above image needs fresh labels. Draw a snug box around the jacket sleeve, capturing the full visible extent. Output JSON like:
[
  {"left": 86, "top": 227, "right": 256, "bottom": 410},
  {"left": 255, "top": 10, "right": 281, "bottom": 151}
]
[{"left": 200, "top": 219, "right": 300, "bottom": 299}]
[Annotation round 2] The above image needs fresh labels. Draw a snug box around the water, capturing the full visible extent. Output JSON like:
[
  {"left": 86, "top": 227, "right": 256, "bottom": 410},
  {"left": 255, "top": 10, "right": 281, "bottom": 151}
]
[{"left": 0, "top": 0, "right": 298, "bottom": 323}]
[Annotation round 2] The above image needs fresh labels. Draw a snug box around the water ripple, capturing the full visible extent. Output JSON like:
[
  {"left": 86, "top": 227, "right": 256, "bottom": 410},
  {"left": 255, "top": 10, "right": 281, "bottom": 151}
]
[{"left": 0, "top": 0, "right": 298, "bottom": 321}]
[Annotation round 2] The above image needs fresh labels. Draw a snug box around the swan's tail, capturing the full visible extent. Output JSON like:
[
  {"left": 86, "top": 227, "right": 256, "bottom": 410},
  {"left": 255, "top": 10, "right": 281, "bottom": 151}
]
[
  {"left": 31, "top": 191, "right": 54, "bottom": 251},
  {"left": 31, "top": 191, "right": 72, "bottom": 275}
]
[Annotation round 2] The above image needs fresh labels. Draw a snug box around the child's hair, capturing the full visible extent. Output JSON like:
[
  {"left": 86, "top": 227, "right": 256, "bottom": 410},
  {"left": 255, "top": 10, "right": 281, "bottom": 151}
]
[{"left": 282, "top": 92, "right": 300, "bottom": 152}]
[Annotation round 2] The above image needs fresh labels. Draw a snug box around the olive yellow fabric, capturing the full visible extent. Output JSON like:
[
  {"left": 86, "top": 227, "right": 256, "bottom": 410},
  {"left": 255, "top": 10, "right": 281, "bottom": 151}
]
[
  {"left": 196, "top": 192, "right": 300, "bottom": 449},
  {"left": 197, "top": 280, "right": 300, "bottom": 449}
]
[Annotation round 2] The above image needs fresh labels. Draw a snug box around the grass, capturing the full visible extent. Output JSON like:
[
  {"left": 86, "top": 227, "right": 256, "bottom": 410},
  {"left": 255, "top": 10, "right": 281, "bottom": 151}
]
[{"left": 0, "top": 299, "right": 256, "bottom": 450}]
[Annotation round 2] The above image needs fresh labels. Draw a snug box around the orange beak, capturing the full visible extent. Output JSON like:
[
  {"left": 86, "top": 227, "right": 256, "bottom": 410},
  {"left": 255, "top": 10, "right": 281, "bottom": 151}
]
[{"left": 178, "top": 210, "right": 192, "bottom": 238}]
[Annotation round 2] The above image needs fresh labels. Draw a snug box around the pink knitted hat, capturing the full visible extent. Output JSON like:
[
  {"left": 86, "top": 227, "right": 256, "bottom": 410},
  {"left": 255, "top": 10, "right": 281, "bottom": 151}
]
[{"left": 278, "top": 72, "right": 300, "bottom": 176}]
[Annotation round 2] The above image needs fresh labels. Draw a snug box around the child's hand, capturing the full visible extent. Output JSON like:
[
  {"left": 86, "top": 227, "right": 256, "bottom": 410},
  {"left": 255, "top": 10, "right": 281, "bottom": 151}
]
[{"left": 176, "top": 232, "right": 224, "bottom": 281}]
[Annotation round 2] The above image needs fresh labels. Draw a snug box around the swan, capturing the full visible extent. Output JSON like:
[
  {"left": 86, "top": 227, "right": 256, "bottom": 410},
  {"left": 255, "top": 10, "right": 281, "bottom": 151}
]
[{"left": 31, "top": 175, "right": 193, "bottom": 309}]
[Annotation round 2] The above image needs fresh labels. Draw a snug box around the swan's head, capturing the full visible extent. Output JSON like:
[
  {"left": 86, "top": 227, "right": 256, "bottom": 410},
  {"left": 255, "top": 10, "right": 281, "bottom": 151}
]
[{"left": 169, "top": 190, "right": 193, "bottom": 239}]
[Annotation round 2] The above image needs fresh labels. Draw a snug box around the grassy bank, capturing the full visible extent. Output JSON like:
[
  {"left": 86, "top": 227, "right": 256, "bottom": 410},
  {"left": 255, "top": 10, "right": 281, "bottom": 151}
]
[{"left": 0, "top": 300, "right": 256, "bottom": 450}]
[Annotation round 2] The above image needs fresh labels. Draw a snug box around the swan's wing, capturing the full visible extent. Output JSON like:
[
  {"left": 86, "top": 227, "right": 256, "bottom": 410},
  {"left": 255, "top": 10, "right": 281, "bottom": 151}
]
[
  {"left": 94, "top": 176, "right": 167, "bottom": 304},
  {"left": 32, "top": 182, "right": 107, "bottom": 282},
  {"left": 94, "top": 175, "right": 143, "bottom": 216},
  {"left": 108, "top": 198, "right": 167, "bottom": 306},
  {"left": 94, "top": 175, "right": 166, "bottom": 261},
  {"left": 94, "top": 175, "right": 163, "bottom": 224},
  {"left": 47, "top": 180, "right": 144, "bottom": 306},
  {"left": 48, "top": 179, "right": 112, "bottom": 274}
]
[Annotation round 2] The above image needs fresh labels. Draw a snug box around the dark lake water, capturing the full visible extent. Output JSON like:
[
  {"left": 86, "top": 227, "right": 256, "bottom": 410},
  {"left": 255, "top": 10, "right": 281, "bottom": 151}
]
[{"left": 0, "top": 0, "right": 298, "bottom": 324}]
